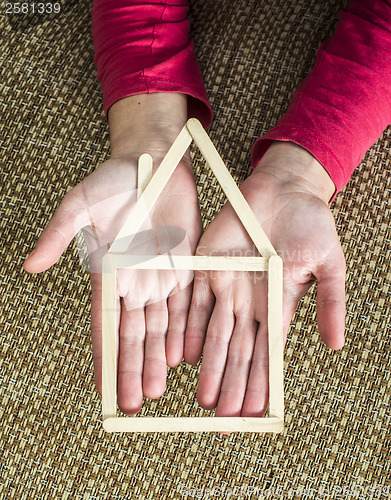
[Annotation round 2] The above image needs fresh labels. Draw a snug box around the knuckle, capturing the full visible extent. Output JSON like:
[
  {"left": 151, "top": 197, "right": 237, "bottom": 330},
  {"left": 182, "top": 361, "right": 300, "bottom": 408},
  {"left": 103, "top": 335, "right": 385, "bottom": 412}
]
[{"left": 190, "top": 300, "right": 210, "bottom": 315}]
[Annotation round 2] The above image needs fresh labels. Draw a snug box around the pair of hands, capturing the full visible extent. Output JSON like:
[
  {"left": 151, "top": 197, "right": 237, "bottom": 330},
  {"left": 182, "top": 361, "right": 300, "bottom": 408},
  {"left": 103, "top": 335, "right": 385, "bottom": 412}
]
[{"left": 23, "top": 94, "right": 346, "bottom": 418}]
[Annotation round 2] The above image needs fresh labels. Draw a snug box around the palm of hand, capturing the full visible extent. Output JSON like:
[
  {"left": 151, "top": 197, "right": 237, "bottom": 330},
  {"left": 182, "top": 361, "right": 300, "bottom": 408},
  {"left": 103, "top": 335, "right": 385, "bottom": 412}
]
[
  {"left": 25, "top": 155, "right": 203, "bottom": 414},
  {"left": 185, "top": 170, "right": 346, "bottom": 417}
]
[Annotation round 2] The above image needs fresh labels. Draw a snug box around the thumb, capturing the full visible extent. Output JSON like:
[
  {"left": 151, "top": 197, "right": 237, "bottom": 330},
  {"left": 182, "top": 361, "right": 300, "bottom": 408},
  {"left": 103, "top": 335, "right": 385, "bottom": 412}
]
[
  {"left": 24, "top": 190, "right": 86, "bottom": 273},
  {"left": 315, "top": 253, "right": 346, "bottom": 350}
]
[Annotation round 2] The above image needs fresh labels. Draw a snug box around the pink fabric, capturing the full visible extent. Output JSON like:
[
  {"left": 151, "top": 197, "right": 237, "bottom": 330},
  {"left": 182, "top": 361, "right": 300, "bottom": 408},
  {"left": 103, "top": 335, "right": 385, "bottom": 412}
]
[
  {"left": 252, "top": 0, "right": 391, "bottom": 200},
  {"left": 92, "top": 0, "right": 213, "bottom": 128},
  {"left": 92, "top": 0, "right": 391, "bottom": 200}
]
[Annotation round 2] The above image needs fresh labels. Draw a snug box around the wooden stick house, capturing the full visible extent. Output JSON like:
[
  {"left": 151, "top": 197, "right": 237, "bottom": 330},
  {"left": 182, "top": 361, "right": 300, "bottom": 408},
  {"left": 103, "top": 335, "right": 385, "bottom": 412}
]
[{"left": 101, "top": 119, "right": 284, "bottom": 433}]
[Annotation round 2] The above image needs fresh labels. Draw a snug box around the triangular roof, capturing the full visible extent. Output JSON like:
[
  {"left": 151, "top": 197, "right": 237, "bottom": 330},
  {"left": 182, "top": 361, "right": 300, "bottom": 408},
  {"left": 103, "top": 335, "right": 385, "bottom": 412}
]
[{"left": 108, "top": 118, "right": 276, "bottom": 258}]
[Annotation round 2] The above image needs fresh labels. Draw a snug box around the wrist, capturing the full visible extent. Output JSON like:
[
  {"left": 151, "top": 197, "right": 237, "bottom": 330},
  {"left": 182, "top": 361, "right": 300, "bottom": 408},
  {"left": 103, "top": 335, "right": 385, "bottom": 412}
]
[
  {"left": 108, "top": 93, "right": 188, "bottom": 161},
  {"left": 254, "top": 141, "right": 335, "bottom": 203}
]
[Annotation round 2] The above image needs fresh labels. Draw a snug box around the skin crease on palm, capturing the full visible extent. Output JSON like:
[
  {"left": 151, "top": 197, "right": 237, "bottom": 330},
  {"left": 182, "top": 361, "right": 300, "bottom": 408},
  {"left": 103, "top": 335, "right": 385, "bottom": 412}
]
[{"left": 23, "top": 92, "right": 346, "bottom": 421}]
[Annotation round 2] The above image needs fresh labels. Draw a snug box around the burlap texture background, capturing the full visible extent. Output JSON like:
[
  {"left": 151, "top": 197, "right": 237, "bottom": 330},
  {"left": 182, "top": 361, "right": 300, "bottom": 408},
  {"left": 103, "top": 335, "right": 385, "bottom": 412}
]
[{"left": 1, "top": 0, "right": 390, "bottom": 498}]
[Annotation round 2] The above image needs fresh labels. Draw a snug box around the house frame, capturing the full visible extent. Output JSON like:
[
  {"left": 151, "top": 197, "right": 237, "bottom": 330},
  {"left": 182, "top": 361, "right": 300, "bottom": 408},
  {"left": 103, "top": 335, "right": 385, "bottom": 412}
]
[{"left": 101, "top": 119, "right": 284, "bottom": 433}]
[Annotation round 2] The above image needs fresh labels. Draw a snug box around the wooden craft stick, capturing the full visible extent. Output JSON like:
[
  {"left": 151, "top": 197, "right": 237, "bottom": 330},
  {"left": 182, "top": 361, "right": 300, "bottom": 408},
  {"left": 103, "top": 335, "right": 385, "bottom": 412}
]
[
  {"left": 109, "top": 126, "right": 193, "bottom": 254},
  {"left": 103, "top": 416, "right": 283, "bottom": 433},
  {"left": 101, "top": 253, "right": 118, "bottom": 419},
  {"left": 113, "top": 254, "right": 269, "bottom": 272},
  {"left": 267, "top": 255, "right": 284, "bottom": 422},
  {"left": 186, "top": 118, "right": 276, "bottom": 258},
  {"left": 137, "top": 153, "right": 153, "bottom": 199}
]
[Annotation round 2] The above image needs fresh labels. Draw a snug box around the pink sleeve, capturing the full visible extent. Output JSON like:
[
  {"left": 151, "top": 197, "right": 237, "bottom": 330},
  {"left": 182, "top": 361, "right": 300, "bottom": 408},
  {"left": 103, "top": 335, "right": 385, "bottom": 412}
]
[
  {"left": 92, "top": 0, "right": 213, "bottom": 128},
  {"left": 251, "top": 0, "right": 391, "bottom": 200}
]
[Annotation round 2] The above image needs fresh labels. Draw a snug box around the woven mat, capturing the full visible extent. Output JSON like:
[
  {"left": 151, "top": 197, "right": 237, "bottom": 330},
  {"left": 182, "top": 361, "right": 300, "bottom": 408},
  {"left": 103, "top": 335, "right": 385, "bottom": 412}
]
[{"left": 1, "top": 0, "right": 390, "bottom": 498}]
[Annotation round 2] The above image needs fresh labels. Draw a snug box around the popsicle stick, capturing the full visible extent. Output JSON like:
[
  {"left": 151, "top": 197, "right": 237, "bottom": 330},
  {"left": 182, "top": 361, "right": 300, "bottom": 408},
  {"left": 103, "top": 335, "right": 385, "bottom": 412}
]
[
  {"left": 101, "top": 253, "right": 118, "bottom": 419},
  {"left": 113, "top": 254, "right": 269, "bottom": 272},
  {"left": 103, "top": 417, "right": 283, "bottom": 433},
  {"left": 186, "top": 118, "right": 276, "bottom": 258},
  {"left": 267, "top": 254, "right": 284, "bottom": 421},
  {"left": 109, "top": 125, "right": 193, "bottom": 253},
  {"left": 137, "top": 153, "right": 153, "bottom": 199}
]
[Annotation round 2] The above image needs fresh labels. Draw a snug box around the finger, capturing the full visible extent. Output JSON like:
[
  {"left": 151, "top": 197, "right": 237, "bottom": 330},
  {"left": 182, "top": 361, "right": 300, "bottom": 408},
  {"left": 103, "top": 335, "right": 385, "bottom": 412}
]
[
  {"left": 215, "top": 315, "right": 257, "bottom": 417},
  {"left": 240, "top": 320, "right": 269, "bottom": 417},
  {"left": 184, "top": 271, "right": 215, "bottom": 365},
  {"left": 117, "top": 304, "right": 145, "bottom": 414},
  {"left": 197, "top": 299, "right": 235, "bottom": 410},
  {"left": 24, "top": 190, "right": 85, "bottom": 273},
  {"left": 143, "top": 299, "right": 169, "bottom": 399},
  {"left": 315, "top": 257, "right": 346, "bottom": 350},
  {"left": 241, "top": 276, "right": 300, "bottom": 417},
  {"left": 166, "top": 283, "right": 193, "bottom": 367},
  {"left": 90, "top": 272, "right": 121, "bottom": 396}
]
